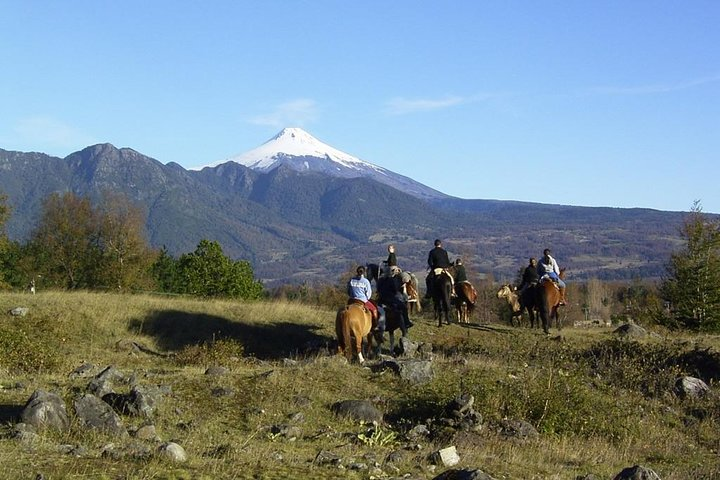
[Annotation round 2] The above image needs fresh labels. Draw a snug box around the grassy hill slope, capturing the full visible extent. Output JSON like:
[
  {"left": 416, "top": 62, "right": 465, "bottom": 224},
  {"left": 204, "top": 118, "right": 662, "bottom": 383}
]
[{"left": 1, "top": 291, "right": 719, "bottom": 479}]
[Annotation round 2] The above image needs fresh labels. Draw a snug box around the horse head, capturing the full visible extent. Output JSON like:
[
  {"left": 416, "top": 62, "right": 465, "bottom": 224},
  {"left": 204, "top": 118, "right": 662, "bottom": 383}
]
[{"left": 496, "top": 284, "right": 514, "bottom": 299}]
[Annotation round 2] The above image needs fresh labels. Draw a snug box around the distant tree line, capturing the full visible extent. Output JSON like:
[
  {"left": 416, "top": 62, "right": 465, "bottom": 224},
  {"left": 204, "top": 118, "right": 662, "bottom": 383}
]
[{"left": 0, "top": 191, "right": 263, "bottom": 300}]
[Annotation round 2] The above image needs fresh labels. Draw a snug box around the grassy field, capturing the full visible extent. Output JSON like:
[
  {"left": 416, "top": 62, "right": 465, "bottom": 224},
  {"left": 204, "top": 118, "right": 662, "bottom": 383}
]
[{"left": 1, "top": 291, "right": 719, "bottom": 479}]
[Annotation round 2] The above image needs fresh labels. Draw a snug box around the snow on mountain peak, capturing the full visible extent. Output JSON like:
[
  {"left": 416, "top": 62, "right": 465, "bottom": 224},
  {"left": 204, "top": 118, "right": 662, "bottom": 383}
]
[{"left": 196, "top": 127, "right": 383, "bottom": 173}]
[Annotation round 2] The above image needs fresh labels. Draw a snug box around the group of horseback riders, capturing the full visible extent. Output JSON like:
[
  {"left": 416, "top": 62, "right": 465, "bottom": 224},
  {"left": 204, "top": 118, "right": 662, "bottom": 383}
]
[{"left": 345, "top": 240, "right": 567, "bottom": 329}]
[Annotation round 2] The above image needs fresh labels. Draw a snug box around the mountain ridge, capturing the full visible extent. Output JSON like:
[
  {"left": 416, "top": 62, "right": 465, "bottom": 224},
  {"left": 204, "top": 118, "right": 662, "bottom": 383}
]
[{"left": 0, "top": 141, "right": 691, "bottom": 286}]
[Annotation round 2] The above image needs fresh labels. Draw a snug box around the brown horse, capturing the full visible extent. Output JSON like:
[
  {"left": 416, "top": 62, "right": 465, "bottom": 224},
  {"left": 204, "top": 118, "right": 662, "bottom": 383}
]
[
  {"left": 537, "top": 268, "right": 566, "bottom": 334},
  {"left": 335, "top": 302, "right": 376, "bottom": 363},
  {"left": 496, "top": 284, "right": 538, "bottom": 328},
  {"left": 403, "top": 273, "right": 422, "bottom": 314},
  {"left": 454, "top": 281, "right": 477, "bottom": 323}
]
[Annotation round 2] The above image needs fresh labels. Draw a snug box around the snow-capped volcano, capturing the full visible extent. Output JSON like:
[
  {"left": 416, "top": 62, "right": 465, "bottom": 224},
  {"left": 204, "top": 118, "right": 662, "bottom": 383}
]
[{"left": 194, "top": 127, "right": 447, "bottom": 200}]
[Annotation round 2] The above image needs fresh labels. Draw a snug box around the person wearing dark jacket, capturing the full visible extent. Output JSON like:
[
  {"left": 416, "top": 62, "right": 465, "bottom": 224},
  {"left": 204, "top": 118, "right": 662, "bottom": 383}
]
[
  {"left": 377, "top": 270, "right": 412, "bottom": 331},
  {"left": 519, "top": 257, "right": 539, "bottom": 292},
  {"left": 425, "top": 239, "right": 452, "bottom": 298}
]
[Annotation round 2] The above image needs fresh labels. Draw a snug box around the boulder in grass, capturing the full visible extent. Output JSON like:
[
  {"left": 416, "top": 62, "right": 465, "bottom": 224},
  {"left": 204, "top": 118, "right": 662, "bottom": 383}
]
[
  {"left": 330, "top": 400, "right": 383, "bottom": 423},
  {"left": 612, "top": 465, "right": 661, "bottom": 480},
  {"left": 20, "top": 390, "right": 70, "bottom": 432}
]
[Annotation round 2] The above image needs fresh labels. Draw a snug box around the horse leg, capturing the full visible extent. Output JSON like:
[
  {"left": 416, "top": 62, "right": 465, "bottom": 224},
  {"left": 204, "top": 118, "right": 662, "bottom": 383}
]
[{"left": 388, "top": 331, "right": 395, "bottom": 355}]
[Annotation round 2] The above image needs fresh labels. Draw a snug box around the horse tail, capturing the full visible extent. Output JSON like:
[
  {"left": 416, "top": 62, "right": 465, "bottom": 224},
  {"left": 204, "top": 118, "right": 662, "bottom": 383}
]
[
  {"left": 336, "top": 307, "right": 353, "bottom": 360},
  {"left": 341, "top": 308, "right": 353, "bottom": 360},
  {"left": 537, "top": 283, "right": 551, "bottom": 333}
]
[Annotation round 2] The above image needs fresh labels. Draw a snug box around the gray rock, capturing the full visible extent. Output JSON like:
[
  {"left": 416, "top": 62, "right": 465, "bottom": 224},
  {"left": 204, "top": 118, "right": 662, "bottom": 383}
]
[
  {"left": 74, "top": 394, "right": 127, "bottom": 436},
  {"left": 674, "top": 376, "right": 710, "bottom": 399},
  {"left": 612, "top": 465, "right": 661, "bottom": 480},
  {"left": 88, "top": 366, "right": 126, "bottom": 397},
  {"left": 20, "top": 390, "right": 70, "bottom": 431},
  {"left": 498, "top": 419, "right": 538, "bottom": 440},
  {"left": 133, "top": 424, "right": 159, "bottom": 441},
  {"left": 449, "top": 393, "right": 474, "bottom": 415},
  {"left": 398, "top": 337, "right": 419, "bottom": 357},
  {"left": 330, "top": 400, "right": 383, "bottom": 423},
  {"left": 269, "top": 424, "right": 302, "bottom": 440},
  {"left": 379, "top": 358, "right": 434, "bottom": 385},
  {"left": 205, "top": 366, "right": 230, "bottom": 375},
  {"left": 433, "top": 468, "right": 497, "bottom": 480},
  {"left": 614, "top": 323, "right": 648, "bottom": 338},
  {"left": 68, "top": 363, "right": 96, "bottom": 379},
  {"left": 314, "top": 450, "right": 342, "bottom": 466},
  {"left": 159, "top": 442, "right": 187, "bottom": 462},
  {"left": 10, "top": 307, "right": 29, "bottom": 316}
]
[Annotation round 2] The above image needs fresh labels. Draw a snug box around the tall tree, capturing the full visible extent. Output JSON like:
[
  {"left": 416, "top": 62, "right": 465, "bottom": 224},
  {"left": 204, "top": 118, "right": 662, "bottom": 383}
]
[
  {"left": 30, "top": 192, "right": 101, "bottom": 288},
  {"left": 96, "top": 191, "right": 155, "bottom": 290},
  {"left": 659, "top": 201, "right": 720, "bottom": 331}
]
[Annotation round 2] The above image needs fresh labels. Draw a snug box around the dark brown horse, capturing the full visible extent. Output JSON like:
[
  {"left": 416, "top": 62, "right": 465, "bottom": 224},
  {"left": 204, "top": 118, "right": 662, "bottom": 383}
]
[
  {"left": 454, "top": 281, "right": 477, "bottom": 323},
  {"left": 537, "top": 268, "right": 566, "bottom": 334},
  {"left": 430, "top": 269, "right": 454, "bottom": 326},
  {"left": 335, "top": 302, "right": 376, "bottom": 363}
]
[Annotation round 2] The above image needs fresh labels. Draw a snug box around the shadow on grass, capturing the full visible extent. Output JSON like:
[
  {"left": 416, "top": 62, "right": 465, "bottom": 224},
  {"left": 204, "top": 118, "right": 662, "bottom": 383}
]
[
  {"left": 129, "top": 310, "right": 333, "bottom": 361},
  {"left": 0, "top": 404, "right": 23, "bottom": 424}
]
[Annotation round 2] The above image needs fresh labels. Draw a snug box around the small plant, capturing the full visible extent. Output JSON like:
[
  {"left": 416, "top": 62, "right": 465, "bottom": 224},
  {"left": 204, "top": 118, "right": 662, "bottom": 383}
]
[{"left": 356, "top": 424, "right": 398, "bottom": 447}]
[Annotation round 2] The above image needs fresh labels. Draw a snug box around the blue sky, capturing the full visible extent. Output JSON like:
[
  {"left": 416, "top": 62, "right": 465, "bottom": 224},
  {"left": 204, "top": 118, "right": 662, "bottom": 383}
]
[{"left": 1, "top": 1, "right": 718, "bottom": 213}]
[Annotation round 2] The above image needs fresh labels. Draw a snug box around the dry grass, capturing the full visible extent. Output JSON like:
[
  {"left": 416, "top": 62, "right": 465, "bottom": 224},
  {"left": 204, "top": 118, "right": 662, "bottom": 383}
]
[{"left": 1, "top": 290, "right": 720, "bottom": 479}]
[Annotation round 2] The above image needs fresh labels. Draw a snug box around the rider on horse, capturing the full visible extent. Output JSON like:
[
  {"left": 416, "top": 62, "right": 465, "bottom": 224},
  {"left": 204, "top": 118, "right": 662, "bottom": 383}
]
[
  {"left": 537, "top": 249, "right": 567, "bottom": 306},
  {"left": 347, "top": 266, "right": 379, "bottom": 327},
  {"left": 377, "top": 267, "right": 413, "bottom": 330},
  {"left": 425, "top": 239, "right": 454, "bottom": 298}
]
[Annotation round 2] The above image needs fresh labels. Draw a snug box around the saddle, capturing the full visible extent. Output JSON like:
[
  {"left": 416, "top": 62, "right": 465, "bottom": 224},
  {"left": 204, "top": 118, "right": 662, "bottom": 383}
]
[
  {"left": 539, "top": 275, "right": 560, "bottom": 290},
  {"left": 347, "top": 298, "right": 378, "bottom": 323}
]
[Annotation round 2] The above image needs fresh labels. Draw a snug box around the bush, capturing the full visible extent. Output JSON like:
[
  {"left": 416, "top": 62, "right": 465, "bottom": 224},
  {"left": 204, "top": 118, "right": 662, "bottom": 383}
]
[
  {"left": 174, "top": 338, "right": 245, "bottom": 366},
  {"left": 0, "top": 323, "right": 60, "bottom": 373}
]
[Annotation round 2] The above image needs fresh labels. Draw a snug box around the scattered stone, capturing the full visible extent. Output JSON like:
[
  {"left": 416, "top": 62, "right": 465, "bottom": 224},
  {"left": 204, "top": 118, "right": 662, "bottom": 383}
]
[
  {"left": 448, "top": 393, "right": 474, "bottom": 416},
  {"left": 133, "top": 424, "right": 159, "bottom": 441},
  {"left": 407, "top": 424, "right": 431, "bottom": 441},
  {"left": 398, "top": 337, "right": 419, "bottom": 357},
  {"left": 283, "top": 358, "right": 298, "bottom": 366},
  {"left": 88, "top": 366, "right": 126, "bottom": 397},
  {"left": 612, "top": 464, "right": 661, "bottom": 480},
  {"left": 9, "top": 307, "right": 29, "bottom": 316},
  {"left": 378, "top": 358, "right": 434, "bottom": 385},
  {"left": 57, "top": 444, "right": 88, "bottom": 457},
  {"left": 614, "top": 323, "right": 648, "bottom": 338},
  {"left": 269, "top": 424, "right": 302, "bottom": 441},
  {"left": 293, "top": 395, "right": 312, "bottom": 407},
  {"left": 314, "top": 450, "right": 342, "bottom": 466},
  {"left": 69, "top": 363, "right": 96, "bottom": 379},
  {"left": 159, "top": 442, "right": 188, "bottom": 463},
  {"left": 331, "top": 400, "right": 383, "bottom": 423},
  {"left": 211, "top": 386, "right": 235, "bottom": 397},
  {"left": 430, "top": 445, "right": 460, "bottom": 467},
  {"left": 498, "top": 419, "right": 538, "bottom": 441},
  {"left": 74, "top": 394, "right": 127, "bottom": 437},
  {"left": 287, "top": 411, "right": 305, "bottom": 423},
  {"left": 205, "top": 366, "right": 230, "bottom": 376},
  {"left": 433, "top": 468, "right": 497, "bottom": 480},
  {"left": 20, "top": 390, "right": 70, "bottom": 431},
  {"left": 674, "top": 376, "right": 710, "bottom": 399}
]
